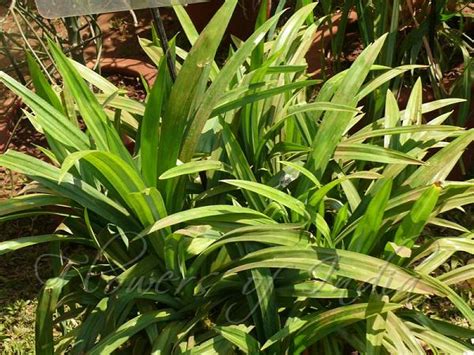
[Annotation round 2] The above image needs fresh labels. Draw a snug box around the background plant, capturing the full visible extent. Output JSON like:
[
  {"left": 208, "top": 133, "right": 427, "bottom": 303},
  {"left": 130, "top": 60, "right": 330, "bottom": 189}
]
[
  {"left": 0, "top": 0, "right": 103, "bottom": 83},
  {"left": 0, "top": 1, "right": 473, "bottom": 353},
  {"left": 316, "top": 0, "right": 472, "bottom": 126}
]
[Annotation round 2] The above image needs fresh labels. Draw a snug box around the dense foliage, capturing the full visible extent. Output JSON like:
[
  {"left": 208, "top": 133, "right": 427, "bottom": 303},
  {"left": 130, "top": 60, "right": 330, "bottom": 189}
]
[
  {"left": 0, "top": 1, "right": 473, "bottom": 353},
  {"left": 321, "top": 0, "right": 473, "bottom": 127}
]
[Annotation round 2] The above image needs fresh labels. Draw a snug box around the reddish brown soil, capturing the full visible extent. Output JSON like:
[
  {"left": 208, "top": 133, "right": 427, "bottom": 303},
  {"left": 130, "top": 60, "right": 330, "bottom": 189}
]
[
  {"left": 93, "top": 57, "right": 158, "bottom": 86},
  {"left": 305, "top": 10, "right": 359, "bottom": 78},
  {"left": 0, "top": 115, "right": 48, "bottom": 198},
  {"left": 186, "top": 0, "right": 266, "bottom": 40},
  {"left": 106, "top": 72, "right": 147, "bottom": 101}
]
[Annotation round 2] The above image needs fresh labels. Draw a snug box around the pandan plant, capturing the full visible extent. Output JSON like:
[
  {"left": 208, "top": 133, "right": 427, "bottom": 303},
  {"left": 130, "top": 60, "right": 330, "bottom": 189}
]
[{"left": 0, "top": 1, "right": 473, "bottom": 353}]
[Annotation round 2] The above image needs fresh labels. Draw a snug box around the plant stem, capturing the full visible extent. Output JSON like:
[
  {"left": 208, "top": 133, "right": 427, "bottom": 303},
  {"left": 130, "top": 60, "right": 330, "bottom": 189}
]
[
  {"left": 0, "top": 31, "right": 26, "bottom": 84},
  {"left": 150, "top": 7, "right": 177, "bottom": 82}
]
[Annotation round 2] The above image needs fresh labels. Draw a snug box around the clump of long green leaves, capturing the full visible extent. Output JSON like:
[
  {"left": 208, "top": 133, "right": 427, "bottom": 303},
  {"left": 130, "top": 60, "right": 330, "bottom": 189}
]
[
  {"left": 0, "top": 1, "right": 473, "bottom": 353},
  {"left": 311, "top": 0, "right": 473, "bottom": 126}
]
